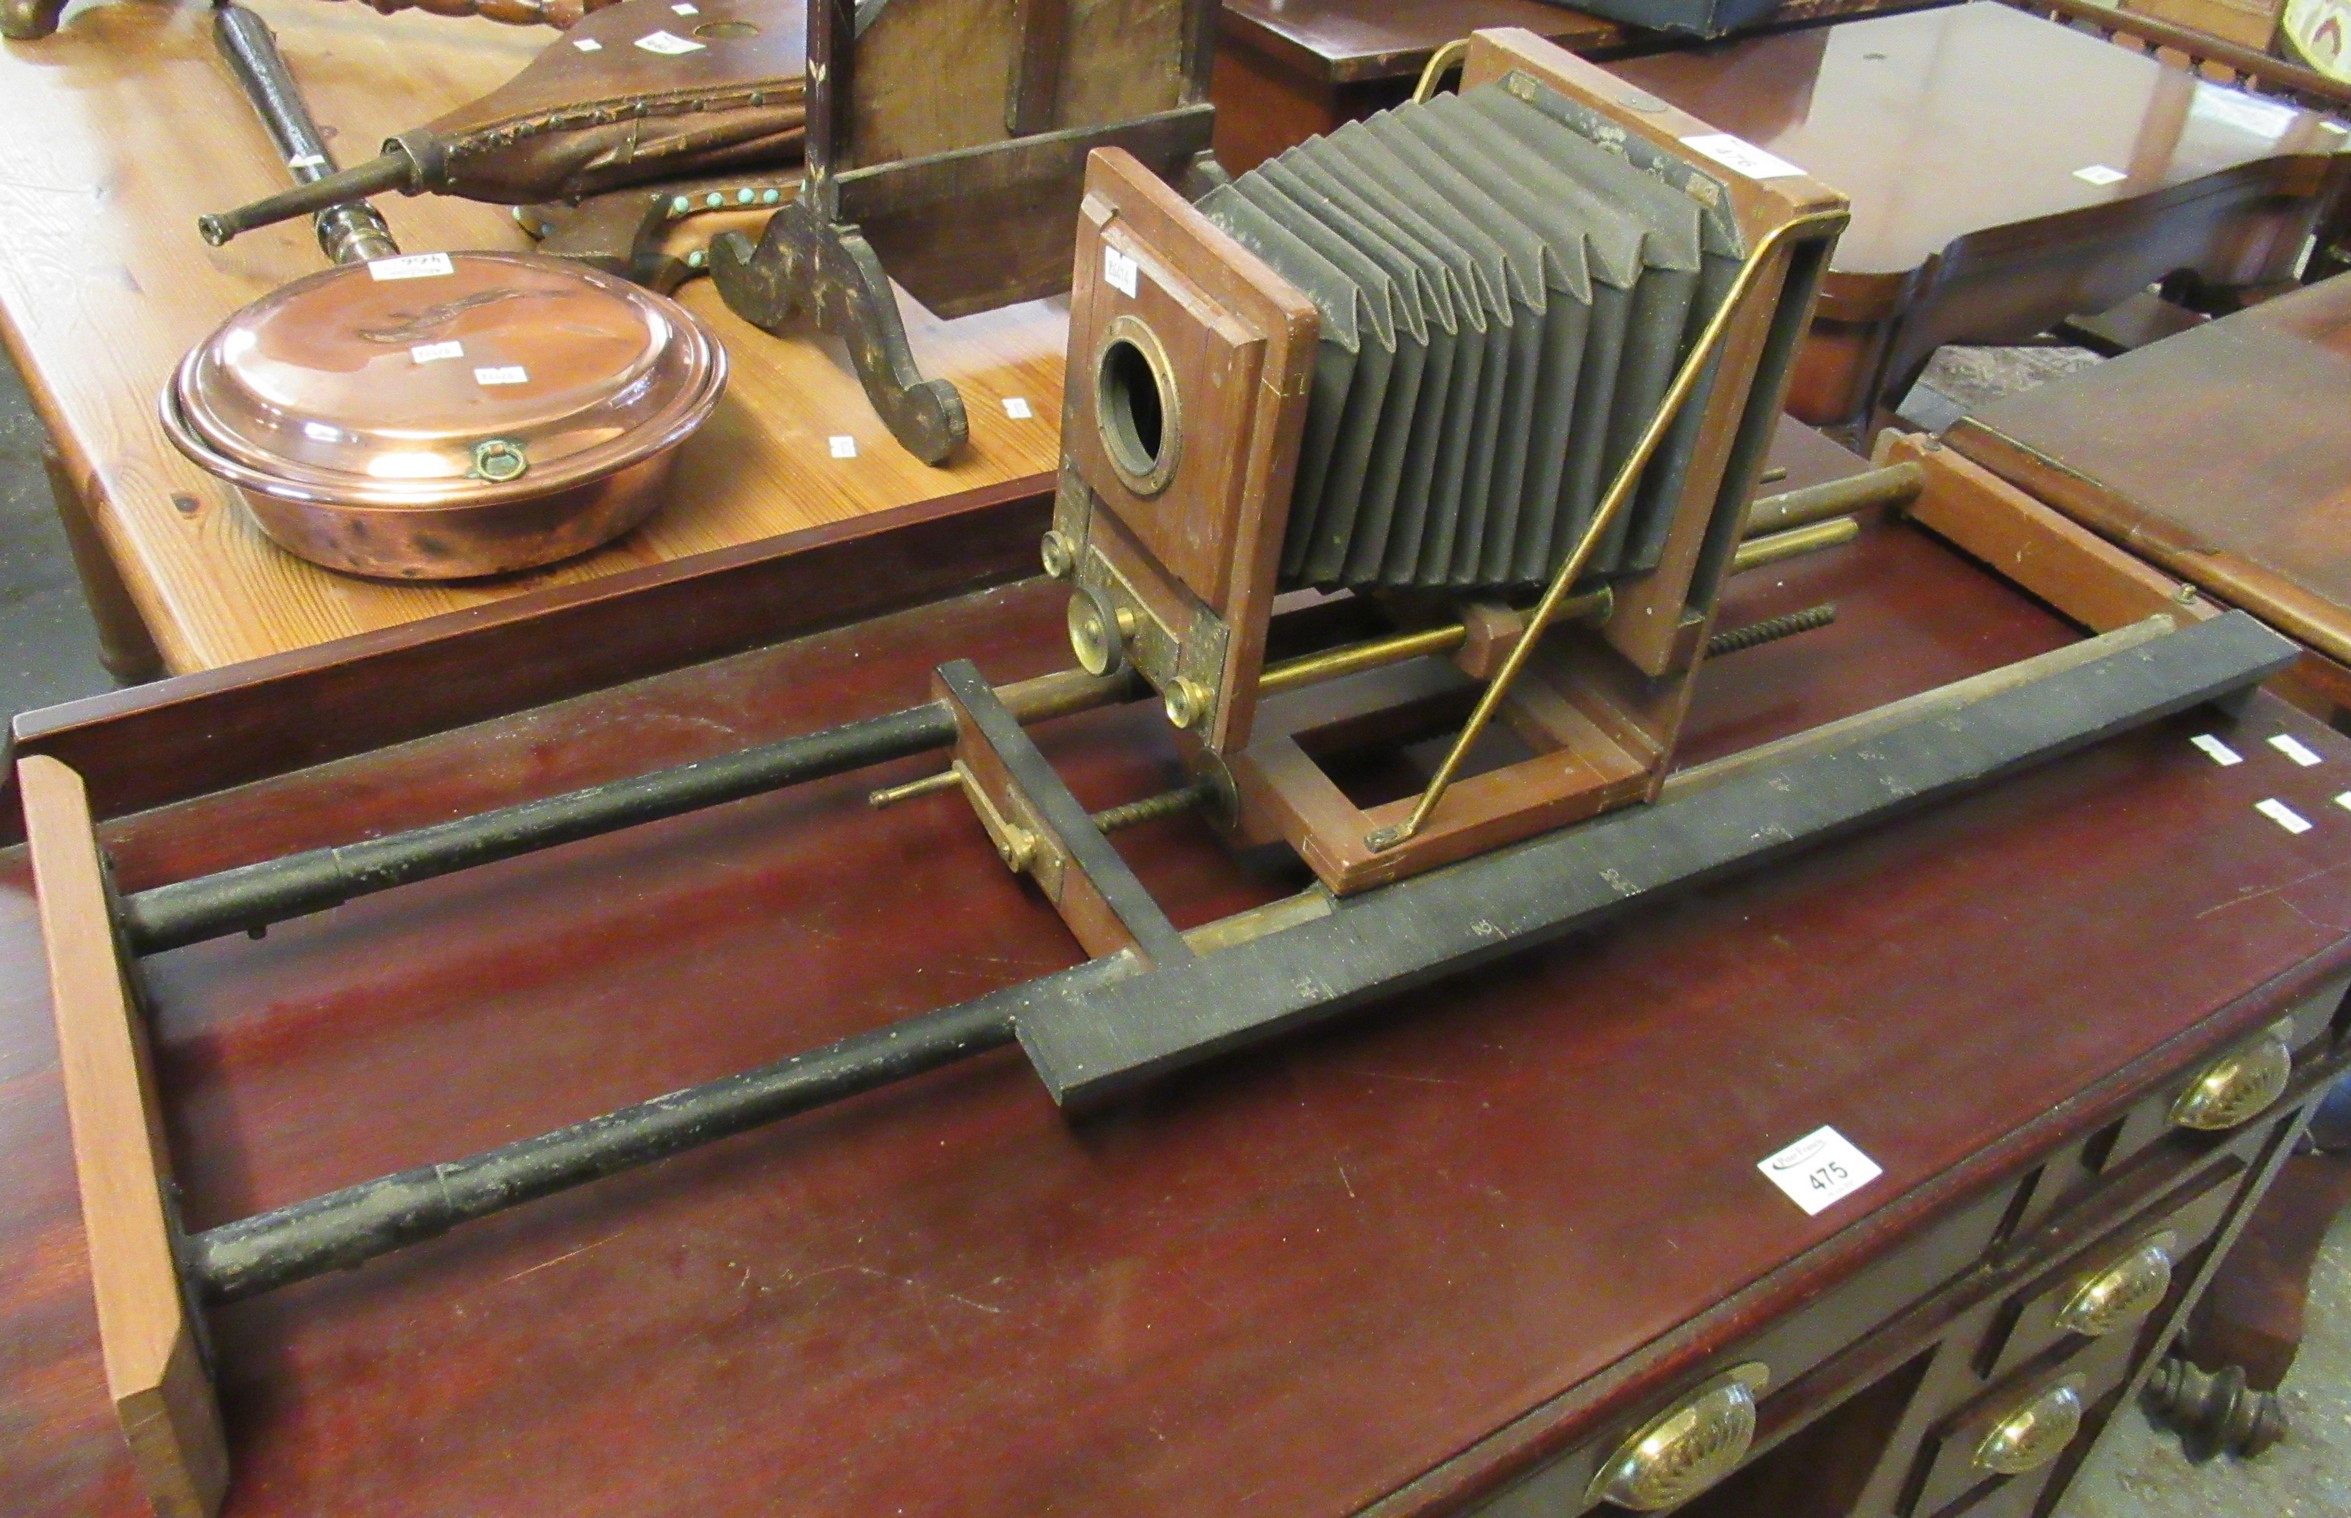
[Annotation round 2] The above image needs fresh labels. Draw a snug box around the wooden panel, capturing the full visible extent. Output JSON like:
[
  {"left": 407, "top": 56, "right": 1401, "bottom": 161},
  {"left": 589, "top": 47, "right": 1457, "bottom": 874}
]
[
  {"left": 1885, "top": 435, "right": 2219, "bottom": 635},
  {"left": 1909, "top": 1333, "right": 2136, "bottom": 1518},
  {"left": 849, "top": 0, "right": 1190, "bottom": 167},
  {"left": 0, "top": 0, "right": 1066, "bottom": 672},
  {"left": 18, "top": 757, "right": 223, "bottom": 1518},
  {"left": 1, "top": 479, "right": 1052, "bottom": 842},
  {"left": 1948, "top": 276, "right": 2351, "bottom": 670},
  {"left": 1980, "top": 1168, "right": 2237, "bottom": 1381}
]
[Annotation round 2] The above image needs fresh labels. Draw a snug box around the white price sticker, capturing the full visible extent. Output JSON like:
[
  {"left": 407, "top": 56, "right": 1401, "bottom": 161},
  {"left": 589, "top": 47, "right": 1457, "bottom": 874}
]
[
  {"left": 367, "top": 252, "right": 455, "bottom": 282},
  {"left": 1681, "top": 132, "right": 1804, "bottom": 180},
  {"left": 634, "top": 28, "right": 705, "bottom": 53},
  {"left": 1103, "top": 244, "right": 1139, "bottom": 298},
  {"left": 474, "top": 366, "right": 529, "bottom": 387},
  {"left": 1002, "top": 396, "right": 1033, "bottom": 420},
  {"left": 2074, "top": 164, "right": 2127, "bottom": 186},
  {"left": 2257, "top": 798, "right": 2313, "bottom": 834},
  {"left": 828, "top": 435, "right": 858, "bottom": 459},
  {"left": 1757, "top": 1126, "right": 1882, "bottom": 1217},
  {"left": 2191, "top": 734, "right": 2243, "bottom": 767},
  {"left": 410, "top": 341, "right": 464, "bottom": 364},
  {"left": 573, "top": 36, "right": 603, "bottom": 50},
  {"left": 2270, "top": 734, "right": 2323, "bottom": 767},
  {"left": 287, "top": 152, "right": 326, "bottom": 171}
]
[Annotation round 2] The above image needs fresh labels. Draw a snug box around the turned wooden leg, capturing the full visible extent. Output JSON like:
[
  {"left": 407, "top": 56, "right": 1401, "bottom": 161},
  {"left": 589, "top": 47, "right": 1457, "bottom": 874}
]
[
  {"left": 2182, "top": 1147, "right": 2351, "bottom": 1392},
  {"left": 40, "top": 444, "right": 164, "bottom": 685},
  {"left": 2142, "top": 1357, "right": 2286, "bottom": 1462}
]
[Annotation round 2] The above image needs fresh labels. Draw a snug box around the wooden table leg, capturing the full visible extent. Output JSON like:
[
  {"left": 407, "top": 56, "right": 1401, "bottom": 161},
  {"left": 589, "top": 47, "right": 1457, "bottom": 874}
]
[
  {"left": 41, "top": 444, "right": 163, "bottom": 685},
  {"left": 2181, "top": 1145, "right": 2351, "bottom": 1393}
]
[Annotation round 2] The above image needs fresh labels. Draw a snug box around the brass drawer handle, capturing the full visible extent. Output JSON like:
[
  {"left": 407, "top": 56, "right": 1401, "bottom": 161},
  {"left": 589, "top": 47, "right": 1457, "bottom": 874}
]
[
  {"left": 1585, "top": 1364, "right": 1770, "bottom": 1511},
  {"left": 2170, "top": 1020, "right": 2294, "bottom": 1132},
  {"left": 2055, "top": 1230, "right": 2178, "bottom": 1338},
  {"left": 1974, "top": 1375, "right": 2086, "bottom": 1476}
]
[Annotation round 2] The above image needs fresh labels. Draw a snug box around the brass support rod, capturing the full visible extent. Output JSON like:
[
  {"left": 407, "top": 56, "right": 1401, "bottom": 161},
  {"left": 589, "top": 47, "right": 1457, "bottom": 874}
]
[
  {"left": 1412, "top": 37, "right": 1471, "bottom": 102},
  {"left": 874, "top": 591, "right": 1619, "bottom": 810},
  {"left": 1257, "top": 588, "right": 1613, "bottom": 699},
  {"left": 1260, "top": 625, "right": 1467, "bottom": 696},
  {"left": 1369, "top": 207, "right": 1850, "bottom": 853},
  {"left": 1730, "top": 517, "right": 1861, "bottom": 576},
  {"left": 1743, "top": 461, "right": 1923, "bottom": 537},
  {"left": 867, "top": 769, "right": 966, "bottom": 809}
]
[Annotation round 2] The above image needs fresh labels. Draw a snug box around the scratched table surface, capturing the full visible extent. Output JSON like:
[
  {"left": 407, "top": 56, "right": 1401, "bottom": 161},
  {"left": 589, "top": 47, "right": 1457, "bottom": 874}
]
[
  {"left": 4, "top": 501, "right": 2351, "bottom": 1514},
  {"left": 0, "top": 0, "right": 1064, "bottom": 673}
]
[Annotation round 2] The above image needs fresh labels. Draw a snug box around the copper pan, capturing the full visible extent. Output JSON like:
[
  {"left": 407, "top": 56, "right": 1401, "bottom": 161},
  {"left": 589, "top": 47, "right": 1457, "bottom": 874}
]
[
  {"left": 165, "top": 250, "right": 725, "bottom": 580},
  {"left": 170, "top": 6, "right": 728, "bottom": 580}
]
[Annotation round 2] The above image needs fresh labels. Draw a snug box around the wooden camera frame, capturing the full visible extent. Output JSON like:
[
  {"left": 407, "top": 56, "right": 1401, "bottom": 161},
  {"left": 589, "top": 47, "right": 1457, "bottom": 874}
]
[{"left": 1046, "top": 31, "right": 1850, "bottom": 892}]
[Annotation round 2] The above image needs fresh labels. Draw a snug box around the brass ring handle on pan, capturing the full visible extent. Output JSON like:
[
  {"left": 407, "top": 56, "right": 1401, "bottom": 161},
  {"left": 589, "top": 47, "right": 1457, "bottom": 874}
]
[
  {"left": 1585, "top": 1363, "right": 1771, "bottom": 1511},
  {"left": 1974, "top": 1376, "right": 2086, "bottom": 1476},
  {"left": 2169, "top": 1019, "right": 2295, "bottom": 1131},
  {"left": 2055, "top": 1230, "right": 2177, "bottom": 1338}
]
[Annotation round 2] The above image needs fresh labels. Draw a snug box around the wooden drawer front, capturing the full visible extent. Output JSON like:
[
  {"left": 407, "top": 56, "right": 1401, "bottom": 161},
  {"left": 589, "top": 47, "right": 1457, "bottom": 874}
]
[
  {"left": 2099, "top": 974, "right": 2348, "bottom": 1176},
  {"left": 1461, "top": 1188, "right": 2013, "bottom": 1517},
  {"left": 1909, "top": 1332, "right": 2136, "bottom": 1518},
  {"left": 1978, "top": 1165, "right": 2237, "bottom": 1382}
]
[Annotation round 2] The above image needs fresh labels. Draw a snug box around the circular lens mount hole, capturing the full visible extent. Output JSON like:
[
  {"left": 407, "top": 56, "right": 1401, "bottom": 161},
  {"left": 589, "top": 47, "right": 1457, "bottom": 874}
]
[{"left": 1095, "top": 324, "right": 1179, "bottom": 495}]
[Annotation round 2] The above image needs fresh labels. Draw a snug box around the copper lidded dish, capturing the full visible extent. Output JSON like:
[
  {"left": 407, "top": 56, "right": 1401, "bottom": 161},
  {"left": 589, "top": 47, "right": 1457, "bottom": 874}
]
[{"left": 162, "top": 250, "right": 726, "bottom": 579}]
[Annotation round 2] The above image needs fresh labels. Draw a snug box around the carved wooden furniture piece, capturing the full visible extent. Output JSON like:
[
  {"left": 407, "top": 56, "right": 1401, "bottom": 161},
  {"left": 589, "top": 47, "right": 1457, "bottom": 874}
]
[
  {"left": 709, "top": 0, "right": 1221, "bottom": 463},
  {"left": 2, "top": 430, "right": 2348, "bottom": 1515},
  {"left": 1611, "top": 1, "right": 2351, "bottom": 440}
]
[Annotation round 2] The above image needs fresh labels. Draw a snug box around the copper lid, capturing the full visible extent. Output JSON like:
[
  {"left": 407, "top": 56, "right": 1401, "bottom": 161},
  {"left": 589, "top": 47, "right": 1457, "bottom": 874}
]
[{"left": 164, "top": 251, "right": 724, "bottom": 509}]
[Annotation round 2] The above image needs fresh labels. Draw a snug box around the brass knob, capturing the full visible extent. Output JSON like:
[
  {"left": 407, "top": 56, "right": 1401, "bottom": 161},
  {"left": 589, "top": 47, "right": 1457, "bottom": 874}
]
[
  {"left": 1974, "top": 1376, "right": 2085, "bottom": 1475},
  {"left": 2170, "top": 1020, "right": 2294, "bottom": 1132},
  {"left": 1163, "top": 677, "right": 1213, "bottom": 731},
  {"left": 1066, "top": 586, "right": 1135, "bottom": 678},
  {"left": 1039, "top": 530, "right": 1077, "bottom": 580},
  {"left": 2055, "top": 1230, "right": 2177, "bottom": 1338},
  {"left": 1585, "top": 1364, "right": 1769, "bottom": 1511}
]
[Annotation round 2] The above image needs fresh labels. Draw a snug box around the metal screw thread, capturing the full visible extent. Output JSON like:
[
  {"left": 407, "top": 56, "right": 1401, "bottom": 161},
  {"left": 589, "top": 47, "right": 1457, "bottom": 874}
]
[
  {"left": 1089, "top": 782, "right": 1213, "bottom": 834},
  {"left": 1706, "top": 603, "right": 1837, "bottom": 659}
]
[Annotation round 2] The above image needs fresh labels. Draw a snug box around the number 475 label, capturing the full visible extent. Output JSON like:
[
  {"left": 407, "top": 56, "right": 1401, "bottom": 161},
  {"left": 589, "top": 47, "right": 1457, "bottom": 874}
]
[{"left": 1757, "top": 1126, "right": 1883, "bottom": 1216}]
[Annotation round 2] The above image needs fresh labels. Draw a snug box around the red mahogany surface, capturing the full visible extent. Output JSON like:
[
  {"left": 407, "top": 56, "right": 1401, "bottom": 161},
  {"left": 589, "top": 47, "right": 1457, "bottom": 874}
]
[{"left": 3, "top": 511, "right": 2351, "bottom": 1514}]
